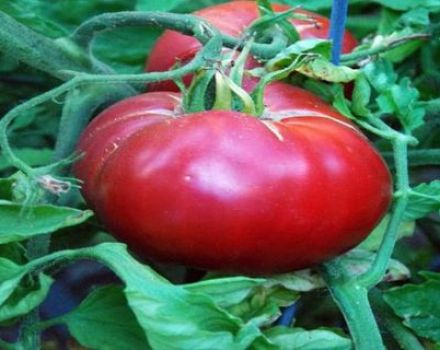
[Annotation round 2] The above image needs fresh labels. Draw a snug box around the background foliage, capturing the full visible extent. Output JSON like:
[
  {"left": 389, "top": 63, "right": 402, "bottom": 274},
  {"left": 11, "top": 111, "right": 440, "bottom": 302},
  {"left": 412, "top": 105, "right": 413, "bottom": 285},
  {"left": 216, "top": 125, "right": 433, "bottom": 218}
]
[{"left": 0, "top": 0, "right": 439, "bottom": 349}]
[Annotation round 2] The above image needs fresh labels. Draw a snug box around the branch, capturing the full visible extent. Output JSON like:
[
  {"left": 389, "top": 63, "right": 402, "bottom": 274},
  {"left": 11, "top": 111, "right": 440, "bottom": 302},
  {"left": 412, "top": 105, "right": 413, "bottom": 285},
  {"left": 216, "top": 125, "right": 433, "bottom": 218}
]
[
  {"left": 341, "top": 33, "right": 429, "bottom": 65},
  {"left": 322, "top": 261, "right": 385, "bottom": 350},
  {"left": 0, "top": 11, "right": 90, "bottom": 80},
  {"left": 71, "top": 11, "right": 287, "bottom": 60}
]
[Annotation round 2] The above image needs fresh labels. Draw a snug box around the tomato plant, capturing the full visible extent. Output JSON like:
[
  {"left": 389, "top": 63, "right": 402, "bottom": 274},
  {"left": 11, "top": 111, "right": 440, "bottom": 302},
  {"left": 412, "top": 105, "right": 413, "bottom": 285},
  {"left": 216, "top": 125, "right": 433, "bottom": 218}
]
[
  {"left": 0, "top": 1, "right": 439, "bottom": 350},
  {"left": 74, "top": 82, "right": 391, "bottom": 274}
]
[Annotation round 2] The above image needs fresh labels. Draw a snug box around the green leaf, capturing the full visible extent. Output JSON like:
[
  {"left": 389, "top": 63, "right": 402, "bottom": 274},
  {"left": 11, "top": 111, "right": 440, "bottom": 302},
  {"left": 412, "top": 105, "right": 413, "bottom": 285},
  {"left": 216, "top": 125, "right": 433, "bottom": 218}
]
[
  {"left": 0, "top": 273, "right": 53, "bottom": 322},
  {"left": 0, "top": 0, "right": 67, "bottom": 38},
  {"left": 61, "top": 285, "right": 151, "bottom": 350},
  {"left": 376, "top": 77, "right": 425, "bottom": 131},
  {"left": 267, "top": 39, "right": 332, "bottom": 70},
  {"left": 265, "top": 269, "right": 325, "bottom": 292},
  {"left": 333, "top": 249, "right": 410, "bottom": 282},
  {"left": 384, "top": 278, "right": 440, "bottom": 342},
  {"left": 352, "top": 73, "right": 372, "bottom": 117},
  {"left": 187, "top": 272, "right": 325, "bottom": 328},
  {"left": 382, "top": 30, "right": 426, "bottom": 63},
  {"left": 135, "top": 0, "right": 185, "bottom": 11},
  {"left": 297, "top": 58, "right": 359, "bottom": 83},
  {"left": 249, "top": 7, "right": 299, "bottom": 42},
  {"left": 0, "top": 256, "right": 52, "bottom": 323},
  {"left": 88, "top": 243, "right": 276, "bottom": 350},
  {"left": 0, "top": 178, "right": 14, "bottom": 200},
  {"left": 419, "top": 271, "right": 440, "bottom": 282},
  {"left": 378, "top": 8, "right": 400, "bottom": 35},
  {"left": 94, "top": 27, "right": 162, "bottom": 73},
  {"left": 226, "top": 286, "right": 297, "bottom": 328},
  {"left": 0, "top": 258, "right": 25, "bottom": 305},
  {"left": 265, "top": 326, "right": 352, "bottom": 350},
  {"left": 404, "top": 180, "right": 440, "bottom": 220},
  {"left": 332, "top": 85, "right": 356, "bottom": 119},
  {"left": 399, "top": 8, "right": 431, "bottom": 27},
  {"left": 185, "top": 277, "right": 266, "bottom": 308},
  {"left": 274, "top": 0, "right": 333, "bottom": 10},
  {"left": 0, "top": 203, "right": 93, "bottom": 244},
  {"left": 0, "top": 148, "right": 53, "bottom": 171},
  {"left": 0, "top": 243, "right": 25, "bottom": 264},
  {"left": 372, "top": 0, "right": 440, "bottom": 11},
  {"left": 358, "top": 215, "right": 415, "bottom": 251},
  {"left": 277, "top": 0, "right": 440, "bottom": 11},
  {"left": 302, "top": 80, "right": 334, "bottom": 103},
  {"left": 364, "top": 59, "right": 397, "bottom": 94}
]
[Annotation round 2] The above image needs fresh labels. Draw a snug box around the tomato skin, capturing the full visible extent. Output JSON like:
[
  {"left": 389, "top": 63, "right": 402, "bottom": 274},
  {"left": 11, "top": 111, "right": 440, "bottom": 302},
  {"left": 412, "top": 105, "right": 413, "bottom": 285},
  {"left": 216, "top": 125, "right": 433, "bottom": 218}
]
[
  {"left": 75, "top": 83, "right": 391, "bottom": 275},
  {"left": 146, "top": 1, "right": 358, "bottom": 91},
  {"left": 74, "top": 92, "right": 182, "bottom": 202}
]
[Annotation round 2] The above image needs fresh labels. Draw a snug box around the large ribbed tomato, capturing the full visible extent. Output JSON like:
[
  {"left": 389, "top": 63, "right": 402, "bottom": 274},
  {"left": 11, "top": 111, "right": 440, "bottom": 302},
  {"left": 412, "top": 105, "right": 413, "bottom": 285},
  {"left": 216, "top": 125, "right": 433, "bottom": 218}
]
[
  {"left": 146, "top": 1, "right": 358, "bottom": 91},
  {"left": 74, "top": 82, "right": 391, "bottom": 275}
]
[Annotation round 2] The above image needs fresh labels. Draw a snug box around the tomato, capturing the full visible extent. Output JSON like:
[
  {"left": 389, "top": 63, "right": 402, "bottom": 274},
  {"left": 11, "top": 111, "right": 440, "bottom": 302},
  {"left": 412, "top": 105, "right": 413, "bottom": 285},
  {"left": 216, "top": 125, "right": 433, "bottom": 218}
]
[
  {"left": 74, "top": 82, "right": 391, "bottom": 275},
  {"left": 146, "top": 1, "right": 358, "bottom": 91}
]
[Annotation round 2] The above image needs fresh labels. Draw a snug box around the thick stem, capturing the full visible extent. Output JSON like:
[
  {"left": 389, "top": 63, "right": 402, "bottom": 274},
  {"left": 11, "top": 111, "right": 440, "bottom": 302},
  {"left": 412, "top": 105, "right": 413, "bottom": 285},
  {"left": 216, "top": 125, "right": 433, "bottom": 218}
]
[
  {"left": 322, "top": 262, "right": 385, "bottom": 350},
  {"left": 332, "top": 286, "right": 384, "bottom": 350},
  {"left": 71, "top": 11, "right": 287, "bottom": 60},
  {"left": 0, "top": 12, "right": 90, "bottom": 80},
  {"left": 72, "top": 12, "right": 217, "bottom": 48}
]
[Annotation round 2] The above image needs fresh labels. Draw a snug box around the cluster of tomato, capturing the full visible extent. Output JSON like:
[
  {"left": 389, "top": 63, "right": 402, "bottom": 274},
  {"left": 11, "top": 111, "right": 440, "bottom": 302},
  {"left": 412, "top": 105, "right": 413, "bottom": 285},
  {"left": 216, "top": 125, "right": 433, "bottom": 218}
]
[{"left": 74, "top": 1, "right": 392, "bottom": 275}]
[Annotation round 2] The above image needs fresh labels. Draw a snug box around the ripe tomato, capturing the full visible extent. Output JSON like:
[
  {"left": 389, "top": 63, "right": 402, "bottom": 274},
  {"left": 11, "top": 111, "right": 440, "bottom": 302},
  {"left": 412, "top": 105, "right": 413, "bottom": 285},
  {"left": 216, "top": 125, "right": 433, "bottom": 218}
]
[
  {"left": 74, "top": 82, "right": 391, "bottom": 275},
  {"left": 146, "top": 1, "right": 358, "bottom": 91}
]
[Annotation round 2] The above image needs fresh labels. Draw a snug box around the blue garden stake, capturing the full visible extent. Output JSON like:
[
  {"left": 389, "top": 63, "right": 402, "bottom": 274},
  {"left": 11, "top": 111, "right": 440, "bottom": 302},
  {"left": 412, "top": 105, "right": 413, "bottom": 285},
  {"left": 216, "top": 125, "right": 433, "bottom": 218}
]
[
  {"left": 277, "top": 304, "right": 297, "bottom": 327},
  {"left": 328, "top": 0, "right": 349, "bottom": 65}
]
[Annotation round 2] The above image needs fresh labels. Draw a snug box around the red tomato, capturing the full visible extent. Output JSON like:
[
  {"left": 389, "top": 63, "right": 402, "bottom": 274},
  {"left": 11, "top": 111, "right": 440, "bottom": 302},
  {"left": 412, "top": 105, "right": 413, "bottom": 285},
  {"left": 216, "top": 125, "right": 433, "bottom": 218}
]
[
  {"left": 146, "top": 1, "right": 358, "bottom": 91},
  {"left": 74, "top": 82, "right": 391, "bottom": 275}
]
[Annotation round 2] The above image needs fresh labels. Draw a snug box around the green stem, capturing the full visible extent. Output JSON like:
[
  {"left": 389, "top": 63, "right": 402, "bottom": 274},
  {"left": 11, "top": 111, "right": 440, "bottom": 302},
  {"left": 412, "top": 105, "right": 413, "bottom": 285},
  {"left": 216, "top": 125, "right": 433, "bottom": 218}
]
[
  {"left": 71, "top": 11, "right": 287, "bottom": 60},
  {"left": 370, "top": 289, "right": 425, "bottom": 350},
  {"left": 322, "top": 261, "right": 385, "bottom": 350},
  {"left": 341, "top": 33, "right": 429, "bottom": 65},
  {"left": 0, "top": 12, "right": 91, "bottom": 80},
  {"left": 72, "top": 12, "right": 218, "bottom": 49},
  {"left": 20, "top": 313, "right": 41, "bottom": 350},
  {"left": 32, "top": 316, "right": 65, "bottom": 332},
  {"left": 359, "top": 138, "right": 410, "bottom": 289},
  {"left": 212, "top": 72, "right": 233, "bottom": 110}
]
